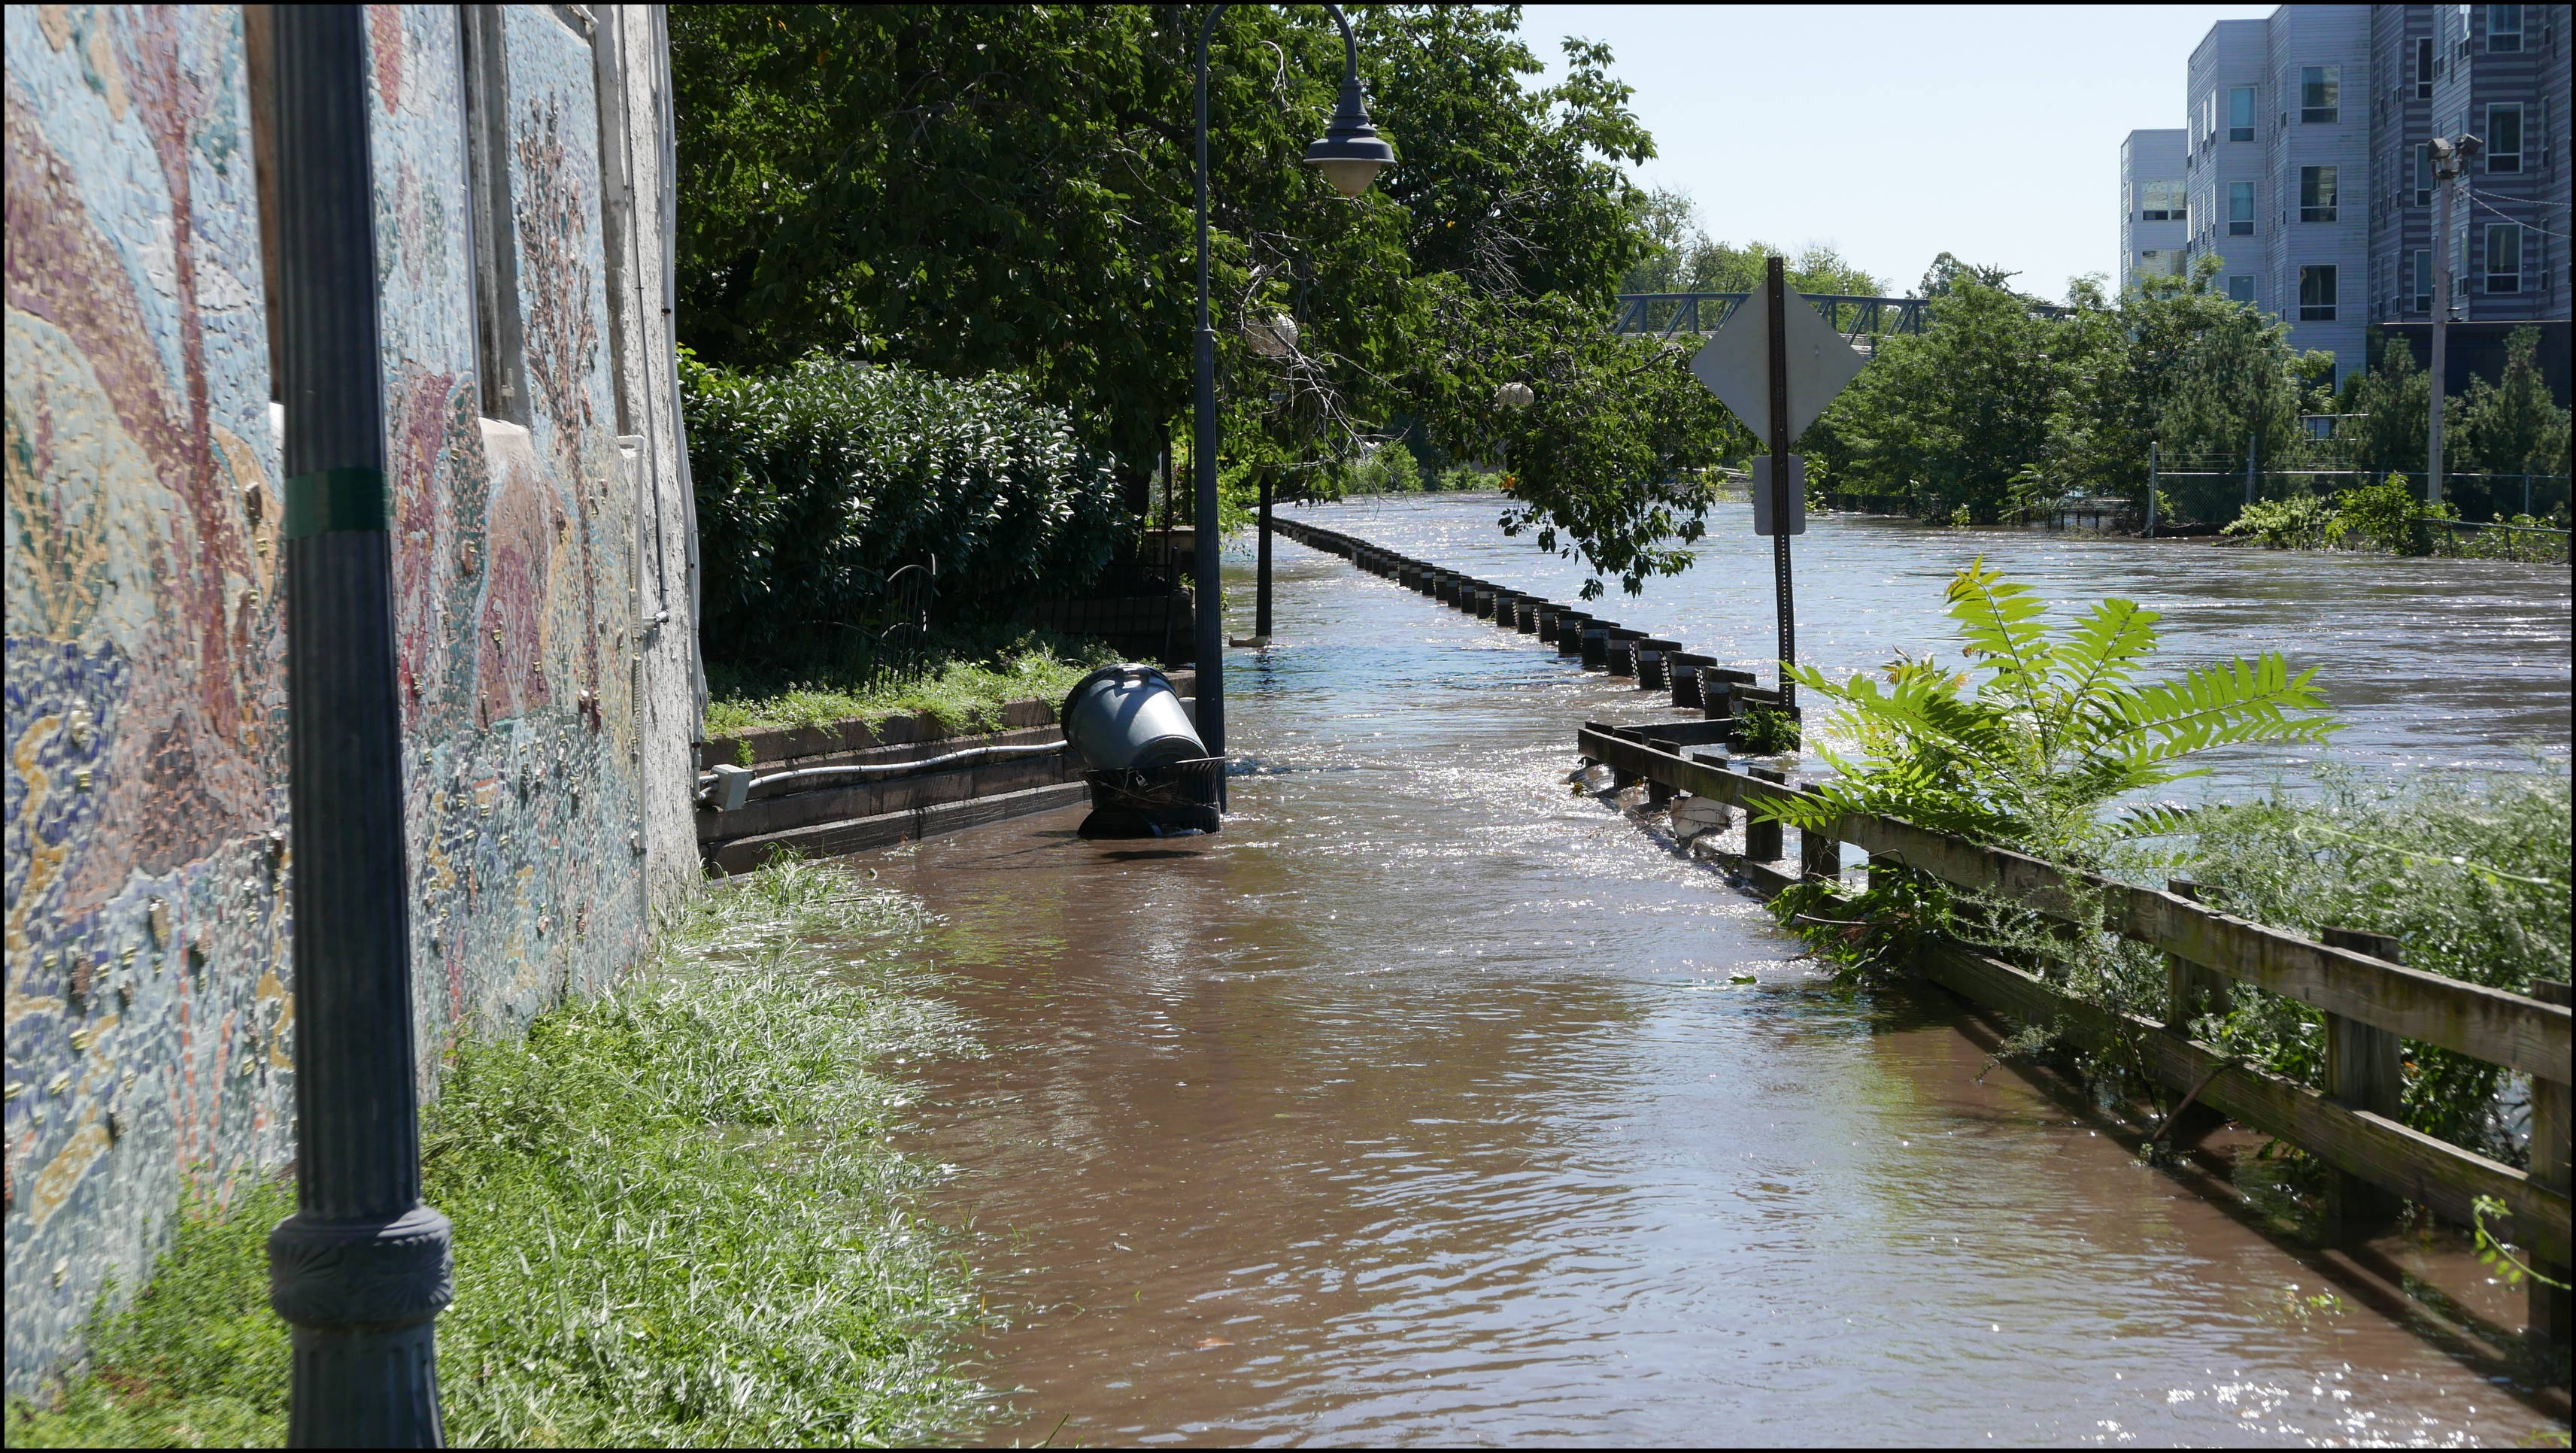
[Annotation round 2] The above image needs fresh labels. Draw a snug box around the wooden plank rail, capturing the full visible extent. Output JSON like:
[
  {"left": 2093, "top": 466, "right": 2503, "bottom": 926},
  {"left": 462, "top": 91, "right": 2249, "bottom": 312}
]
[
  {"left": 1574, "top": 723, "right": 2573, "bottom": 1270},
  {"left": 1919, "top": 941, "right": 2569, "bottom": 1266},
  {"left": 1576, "top": 726, "right": 2569, "bottom": 1078}
]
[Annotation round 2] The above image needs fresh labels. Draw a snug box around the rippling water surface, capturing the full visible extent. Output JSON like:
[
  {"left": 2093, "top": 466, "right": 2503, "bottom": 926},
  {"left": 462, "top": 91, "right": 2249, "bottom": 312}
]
[{"left": 865, "top": 501, "right": 2568, "bottom": 1446}]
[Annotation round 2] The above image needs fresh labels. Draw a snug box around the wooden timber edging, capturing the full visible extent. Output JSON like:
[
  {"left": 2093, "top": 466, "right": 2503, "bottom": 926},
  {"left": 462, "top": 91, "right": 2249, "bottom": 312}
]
[
  {"left": 707, "top": 781, "right": 1092, "bottom": 875},
  {"left": 1573, "top": 723, "right": 2573, "bottom": 1270},
  {"left": 695, "top": 672, "right": 1198, "bottom": 871}
]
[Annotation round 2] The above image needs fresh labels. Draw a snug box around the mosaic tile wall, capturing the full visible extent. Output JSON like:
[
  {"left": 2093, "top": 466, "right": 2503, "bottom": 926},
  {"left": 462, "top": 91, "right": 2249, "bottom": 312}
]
[{"left": 6, "top": 4, "right": 670, "bottom": 1393}]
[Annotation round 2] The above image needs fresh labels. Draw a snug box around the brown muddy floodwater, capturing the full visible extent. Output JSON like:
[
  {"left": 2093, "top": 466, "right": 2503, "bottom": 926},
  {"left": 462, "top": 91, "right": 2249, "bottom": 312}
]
[{"left": 867, "top": 500, "right": 2571, "bottom": 1446}]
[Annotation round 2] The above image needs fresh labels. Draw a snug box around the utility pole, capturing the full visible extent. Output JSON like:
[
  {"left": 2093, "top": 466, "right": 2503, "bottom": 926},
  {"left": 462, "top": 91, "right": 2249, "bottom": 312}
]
[
  {"left": 2426, "top": 132, "right": 2480, "bottom": 505},
  {"left": 265, "top": 7, "right": 451, "bottom": 1445}
]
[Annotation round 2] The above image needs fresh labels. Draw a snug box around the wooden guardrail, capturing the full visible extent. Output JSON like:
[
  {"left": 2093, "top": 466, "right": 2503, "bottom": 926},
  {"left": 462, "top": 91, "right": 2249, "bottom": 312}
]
[
  {"left": 1575, "top": 724, "right": 2573, "bottom": 1297},
  {"left": 1274, "top": 505, "right": 2569, "bottom": 1339}
]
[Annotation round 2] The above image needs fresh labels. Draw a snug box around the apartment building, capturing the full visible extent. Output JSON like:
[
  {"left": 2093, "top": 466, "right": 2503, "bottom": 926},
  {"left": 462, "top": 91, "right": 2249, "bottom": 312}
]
[
  {"left": 2150, "top": 4, "right": 2566, "bottom": 392},
  {"left": 2121, "top": 129, "right": 2189, "bottom": 293}
]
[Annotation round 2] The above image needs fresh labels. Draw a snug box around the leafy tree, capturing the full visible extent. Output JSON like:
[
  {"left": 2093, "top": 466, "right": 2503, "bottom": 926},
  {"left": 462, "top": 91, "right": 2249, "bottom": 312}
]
[
  {"left": 1916, "top": 251, "right": 2021, "bottom": 299},
  {"left": 2145, "top": 299, "right": 2314, "bottom": 521},
  {"left": 2035, "top": 261, "right": 2316, "bottom": 523},
  {"left": 1617, "top": 186, "right": 1884, "bottom": 302},
  {"left": 2332, "top": 334, "right": 2432, "bottom": 476},
  {"left": 670, "top": 5, "right": 1724, "bottom": 599},
  {"left": 670, "top": 5, "right": 1392, "bottom": 496},
  {"left": 2452, "top": 323, "right": 2576, "bottom": 487},
  {"left": 1801, "top": 274, "right": 2077, "bottom": 523}
]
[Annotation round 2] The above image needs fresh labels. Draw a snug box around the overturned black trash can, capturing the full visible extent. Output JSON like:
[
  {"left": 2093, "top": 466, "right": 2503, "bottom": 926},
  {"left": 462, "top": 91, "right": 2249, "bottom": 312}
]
[{"left": 1060, "top": 664, "right": 1224, "bottom": 837}]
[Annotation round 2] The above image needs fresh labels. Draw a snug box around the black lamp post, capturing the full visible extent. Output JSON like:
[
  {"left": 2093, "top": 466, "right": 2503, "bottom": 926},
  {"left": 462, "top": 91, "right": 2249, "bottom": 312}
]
[
  {"left": 1191, "top": 2, "right": 1392, "bottom": 757},
  {"left": 265, "top": 5, "right": 451, "bottom": 1445}
]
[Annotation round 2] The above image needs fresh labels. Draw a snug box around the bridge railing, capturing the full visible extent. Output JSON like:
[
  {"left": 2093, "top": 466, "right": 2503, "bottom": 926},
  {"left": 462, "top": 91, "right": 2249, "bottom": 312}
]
[
  {"left": 1613, "top": 291, "right": 1931, "bottom": 340},
  {"left": 1613, "top": 292, "right": 2072, "bottom": 341}
]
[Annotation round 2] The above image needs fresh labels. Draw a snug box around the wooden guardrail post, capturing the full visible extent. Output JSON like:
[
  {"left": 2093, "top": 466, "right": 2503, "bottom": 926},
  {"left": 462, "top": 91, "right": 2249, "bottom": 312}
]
[
  {"left": 2156, "top": 880, "right": 2232, "bottom": 1147},
  {"left": 2532, "top": 979, "right": 2571, "bottom": 1348},
  {"left": 2162, "top": 881, "right": 2231, "bottom": 1029},
  {"left": 1556, "top": 613, "right": 1590, "bottom": 657},
  {"left": 1668, "top": 653, "right": 1714, "bottom": 708},
  {"left": 1580, "top": 624, "right": 1613, "bottom": 669},
  {"left": 1799, "top": 821, "right": 1840, "bottom": 884},
  {"left": 2319, "top": 926, "right": 2407, "bottom": 1242},
  {"left": 1743, "top": 766, "right": 1785, "bottom": 862}
]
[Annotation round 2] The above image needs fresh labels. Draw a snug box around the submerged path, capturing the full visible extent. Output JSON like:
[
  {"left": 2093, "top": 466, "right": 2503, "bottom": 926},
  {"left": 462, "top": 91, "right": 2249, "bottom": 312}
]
[{"left": 871, "top": 502, "right": 2569, "bottom": 1445}]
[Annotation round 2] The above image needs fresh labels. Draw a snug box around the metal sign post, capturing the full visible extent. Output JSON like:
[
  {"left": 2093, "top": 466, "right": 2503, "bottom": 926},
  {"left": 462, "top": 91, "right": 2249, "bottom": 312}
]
[
  {"left": 1689, "top": 259, "right": 1866, "bottom": 717},
  {"left": 1764, "top": 259, "right": 1796, "bottom": 711}
]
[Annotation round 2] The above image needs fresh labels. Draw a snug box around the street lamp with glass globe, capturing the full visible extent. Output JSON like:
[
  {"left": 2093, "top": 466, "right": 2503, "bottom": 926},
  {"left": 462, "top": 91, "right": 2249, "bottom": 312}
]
[{"left": 1191, "top": 3, "right": 1391, "bottom": 779}]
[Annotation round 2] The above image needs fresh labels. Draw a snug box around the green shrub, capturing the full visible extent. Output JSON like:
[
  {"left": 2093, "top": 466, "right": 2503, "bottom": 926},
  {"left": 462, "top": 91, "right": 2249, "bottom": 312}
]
[
  {"left": 1340, "top": 441, "right": 1424, "bottom": 494},
  {"left": 1766, "top": 559, "right": 2335, "bottom": 862},
  {"left": 2447, "top": 514, "right": 2572, "bottom": 564},
  {"left": 2168, "top": 767, "right": 2571, "bottom": 1159},
  {"left": 684, "top": 355, "right": 1130, "bottom": 663},
  {"left": 2333, "top": 473, "right": 2453, "bottom": 555},
  {"left": 1735, "top": 703, "right": 1800, "bottom": 755},
  {"left": 2222, "top": 493, "right": 2339, "bottom": 550}
]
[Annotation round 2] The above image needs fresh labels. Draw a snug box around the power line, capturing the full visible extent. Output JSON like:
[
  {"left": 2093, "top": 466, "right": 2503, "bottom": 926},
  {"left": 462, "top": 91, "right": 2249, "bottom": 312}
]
[{"left": 2457, "top": 187, "right": 2574, "bottom": 239}]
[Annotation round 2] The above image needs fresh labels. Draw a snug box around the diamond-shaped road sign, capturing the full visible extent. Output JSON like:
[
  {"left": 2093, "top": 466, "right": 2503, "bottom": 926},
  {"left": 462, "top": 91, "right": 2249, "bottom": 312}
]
[{"left": 1689, "top": 289, "right": 1868, "bottom": 447}]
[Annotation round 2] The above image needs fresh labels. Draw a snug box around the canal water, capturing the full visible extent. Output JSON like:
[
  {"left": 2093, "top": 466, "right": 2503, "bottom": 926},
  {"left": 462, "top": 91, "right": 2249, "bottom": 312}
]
[{"left": 871, "top": 498, "right": 2569, "bottom": 1446}]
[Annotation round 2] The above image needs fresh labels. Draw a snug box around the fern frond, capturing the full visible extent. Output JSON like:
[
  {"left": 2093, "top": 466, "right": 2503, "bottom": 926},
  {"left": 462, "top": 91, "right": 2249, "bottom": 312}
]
[
  {"left": 1944, "top": 558, "right": 2053, "bottom": 713},
  {"left": 2111, "top": 801, "right": 2204, "bottom": 840},
  {"left": 2055, "top": 598, "right": 2159, "bottom": 708}
]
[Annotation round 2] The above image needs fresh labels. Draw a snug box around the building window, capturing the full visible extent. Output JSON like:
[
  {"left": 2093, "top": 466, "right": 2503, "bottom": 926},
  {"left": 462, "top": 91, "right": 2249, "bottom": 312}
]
[
  {"left": 2414, "top": 141, "right": 2433, "bottom": 205},
  {"left": 2300, "top": 65, "right": 2339, "bottom": 123},
  {"left": 2199, "top": 92, "right": 2218, "bottom": 150},
  {"left": 2228, "top": 275, "right": 2257, "bottom": 303},
  {"left": 2411, "top": 249, "right": 2432, "bottom": 312},
  {"left": 2488, "top": 3, "right": 2523, "bottom": 53},
  {"left": 2415, "top": 37, "right": 2435, "bottom": 98},
  {"left": 2229, "top": 86, "right": 2256, "bottom": 141},
  {"left": 461, "top": 5, "right": 528, "bottom": 425},
  {"left": 2298, "top": 264, "right": 2337, "bottom": 320},
  {"left": 2486, "top": 224, "right": 2523, "bottom": 293},
  {"left": 2227, "top": 181, "right": 2256, "bottom": 236},
  {"left": 2486, "top": 103, "right": 2523, "bottom": 173},
  {"left": 2298, "top": 165, "right": 2338, "bottom": 222},
  {"left": 2139, "top": 180, "right": 2182, "bottom": 221}
]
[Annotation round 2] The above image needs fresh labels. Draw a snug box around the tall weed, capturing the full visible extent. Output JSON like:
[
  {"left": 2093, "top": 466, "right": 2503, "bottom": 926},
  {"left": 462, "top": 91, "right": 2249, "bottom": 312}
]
[{"left": 2158, "top": 767, "right": 2571, "bottom": 1159}]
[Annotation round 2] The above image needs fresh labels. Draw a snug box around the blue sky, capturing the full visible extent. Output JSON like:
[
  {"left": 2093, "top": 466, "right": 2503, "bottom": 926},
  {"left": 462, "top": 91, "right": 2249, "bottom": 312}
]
[{"left": 1514, "top": 4, "right": 2279, "bottom": 299}]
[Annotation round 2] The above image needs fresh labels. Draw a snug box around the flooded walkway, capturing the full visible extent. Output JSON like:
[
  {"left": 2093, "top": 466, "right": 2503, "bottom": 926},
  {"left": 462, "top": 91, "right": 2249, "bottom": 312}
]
[{"left": 872, "top": 501, "right": 2569, "bottom": 1445}]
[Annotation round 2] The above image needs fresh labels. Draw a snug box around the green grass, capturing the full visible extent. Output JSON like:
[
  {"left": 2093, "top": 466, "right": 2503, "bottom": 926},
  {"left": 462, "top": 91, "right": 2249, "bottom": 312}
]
[
  {"left": 702, "top": 636, "right": 1113, "bottom": 739},
  {"left": 5, "top": 859, "right": 991, "bottom": 1448}
]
